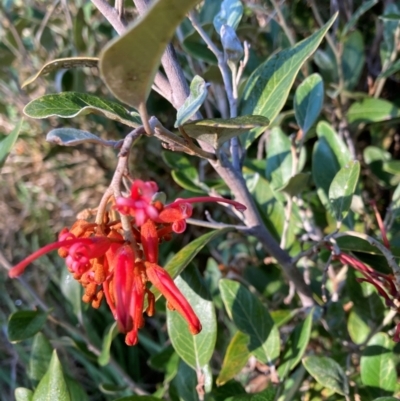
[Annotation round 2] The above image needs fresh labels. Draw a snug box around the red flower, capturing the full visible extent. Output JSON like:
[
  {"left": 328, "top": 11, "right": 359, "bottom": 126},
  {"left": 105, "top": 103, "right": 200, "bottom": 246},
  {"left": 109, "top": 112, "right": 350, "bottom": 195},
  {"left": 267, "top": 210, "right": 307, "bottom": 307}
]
[{"left": 9, "top": 180, "right": 246, "bottom": 346}]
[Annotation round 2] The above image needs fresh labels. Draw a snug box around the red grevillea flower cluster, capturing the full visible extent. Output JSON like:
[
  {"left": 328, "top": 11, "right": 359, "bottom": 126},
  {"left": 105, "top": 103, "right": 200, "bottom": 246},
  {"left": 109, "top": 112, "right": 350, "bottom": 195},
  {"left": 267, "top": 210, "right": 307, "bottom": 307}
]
[
  {"left": 332, "top": 250, "right": 400, "bottom": 341},
  {"left": 9, "top": 180, "right": 246, "bottom": 346}
]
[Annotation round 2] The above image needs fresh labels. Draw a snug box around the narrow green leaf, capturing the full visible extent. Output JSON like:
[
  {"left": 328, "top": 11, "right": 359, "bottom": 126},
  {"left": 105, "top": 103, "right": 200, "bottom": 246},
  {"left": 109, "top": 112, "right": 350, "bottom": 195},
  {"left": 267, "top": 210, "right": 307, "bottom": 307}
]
[
  {"left": 378, "top": 59, "right": 400, "bottom": 79},
  {"left": 46, "top": 128, "right": 116, "bottom": 147},
  {"left": 29, "top": 333, "right": 53, "bottom": 383},
  {"left": 312, "top": 122, "right": 351, "bottom": 210},
  {"left": 380, "top": 4, "right": 400, "bottom": 64},
  {"left": 278, "top": 173, "right": 310, "bottom": 197},
  {"left": 265, "top": 127, "right": 292, "bottom": 190},
  {"left": 216, "top": 331, "right": 250, "bottom": 386},
  {"left": 60, "top": 268, "right": 82, "bottom": 320},
  {"left": 100, "top": 0, "right": 201, "bottom": 108},
  {"left": 21, "top": 57, "right": 98, "bottom": 88},
  {"left": 329, "top": 160, "right": 360, "bottom": 224},
  {"left": 151, "top": 228, "right": 231, "bottom": 301},
  {"left": 219, "top": 279, "right": 280, "bottom": 364},
  {"left": 213, "top": 0, "right": 243, "bottom": 33},
  {"left": 0, "top": 119, "right": 22, "bottom": 168},
  {"left": 33, "top": 350, "right": 71, "bottom": 401},
  {"left": 24, "top": 92, "right": 141, "bottom": 127},
  {"left": 175, "top": 75, "right": 209, "bottom": 127},
  {"left": 181, "top": 115, "right": 269, "bottom": 149},
  {"left": 294, "top": 73, "right": 324, "bottom": 136},
  {"left": 148, "top": 346, "right": 179, "bottom": 383},
  {"left": 64, "top": 376, "right": 89, "bottom": 401},
  {"left": 15, "top": 388, "right": 33, "bottom": 401},
  {"left": 171, "top": 169, "right": 205, "bottom": 194},
  {"left": 302, "top": 356, "right": 349, "bottom": 396},
  {"left": 98, "top": 322, "right": 119, "bottom": 366},
  {"left": 8, "top": 310, "right": 49, "bottom": 343},
  {"left": 372, "top": 398, "right": 400, "bottom": 401},
  {"left": 167, "top": 266, "right": 216, "bottom": 369},
  {"left": 278, "top": 309, "right": 313, "bottom": 380},
  {"left": 361, "top": 333, "right": 397, "bottom": 398},
  {"left": 341, "top": 0, "right": 379, "bottom": 37},
  {"left": 348, "top": 98, "right": 400, "bottom": 125},
  {"left": 342, "top": 30, "right": 365, "bottom": 90},
  {"left": 73, "top": 8, "right": 87, "bottom": 52},
  {"left": 240, "top": 13, "right": 337, "bottom": 148}
]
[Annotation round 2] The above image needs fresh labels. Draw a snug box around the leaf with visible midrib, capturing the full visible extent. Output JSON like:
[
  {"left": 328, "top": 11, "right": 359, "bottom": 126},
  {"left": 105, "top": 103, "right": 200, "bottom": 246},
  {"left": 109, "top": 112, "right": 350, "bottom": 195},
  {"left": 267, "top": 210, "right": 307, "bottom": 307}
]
[
  {"left": 182, "top": 115, "right": 269, "bottom": 149},
  {"left": 32, "top": 351, "right": 71, "bottom": 401},
  {"left": 24, "top": 92, "right": 141, "bottom": 127},
  {"left": 217, "top": 331, "right": 250, "bottom": 386},
  {"left": 167, "top": 266, "right": 216, "bottom": 370},
  {"left": 329, "top": 160, "right": 360, "bottom": 224},
  {"left": 100, "top": 0, "right": 201, "bottom": 108},
  {"left": 219, "top": 279, "right": 280, "bottom": 364},
  {"left": 302, "top": 356, "right": 349, "bottom": 396},
  {"left": 240, "top": 13, "right": 337, "bottom": 148},
  {"left": 22, "top": 57, "right": 98, "bottom": 88}
]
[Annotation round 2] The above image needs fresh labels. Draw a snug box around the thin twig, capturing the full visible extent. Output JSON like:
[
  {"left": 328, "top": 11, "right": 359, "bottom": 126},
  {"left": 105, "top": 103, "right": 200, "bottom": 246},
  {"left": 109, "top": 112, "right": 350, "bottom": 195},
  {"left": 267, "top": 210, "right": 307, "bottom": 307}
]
[{"left": 270, "top": 0, "right": 295, "bottom": 46}]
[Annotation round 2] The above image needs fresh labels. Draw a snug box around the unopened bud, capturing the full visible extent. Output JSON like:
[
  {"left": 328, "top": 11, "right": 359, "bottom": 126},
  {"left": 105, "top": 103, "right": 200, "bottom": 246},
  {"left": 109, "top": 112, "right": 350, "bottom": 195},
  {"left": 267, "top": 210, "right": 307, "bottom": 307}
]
[{"left": 220, "top": 24, "right": 243, "bottom": 62}]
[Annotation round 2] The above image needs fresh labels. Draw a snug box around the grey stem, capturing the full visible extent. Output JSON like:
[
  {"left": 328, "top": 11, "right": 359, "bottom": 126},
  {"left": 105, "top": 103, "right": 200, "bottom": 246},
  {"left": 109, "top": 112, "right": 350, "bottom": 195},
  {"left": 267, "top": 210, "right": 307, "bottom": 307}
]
[{"left": 111, "top": 0, "right": 315, "bottom": 307}]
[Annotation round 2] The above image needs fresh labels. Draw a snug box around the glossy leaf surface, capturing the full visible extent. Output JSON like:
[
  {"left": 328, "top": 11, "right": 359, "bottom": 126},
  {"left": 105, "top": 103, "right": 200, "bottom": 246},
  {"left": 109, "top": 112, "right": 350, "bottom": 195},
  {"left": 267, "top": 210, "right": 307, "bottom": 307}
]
[
  {"left": 8, "top": 310, "right": 48, "bottom": 343},
  {"left": 329, "top": 160, "right": 360, "bottom": 223},
  {"left": 294, "top": 73, "right": 324, "bottom": 136},
  {"left": 219, "top": 279, "right": 280, "bottom": 364},
  {"left": 24, "top": 92, "right": 141, "bottom": 127},
  {"left": 303, "top": 356, "right": 349, "bottom": 396},
  {"left": 240, "top": 14, "right": 336, "bottom": 148},
  {"left": 167, "top": 266, "right": 216, "bottom": 370}
]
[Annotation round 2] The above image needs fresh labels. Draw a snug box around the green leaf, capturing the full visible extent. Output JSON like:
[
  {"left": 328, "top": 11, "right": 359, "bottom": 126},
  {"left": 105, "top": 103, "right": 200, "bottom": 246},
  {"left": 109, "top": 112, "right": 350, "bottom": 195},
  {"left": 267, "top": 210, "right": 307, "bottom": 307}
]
[
  {"left": 0, "top": 119, "right": 22, "bottom": 168},
  {"left": 24, "top": 92, "right": 141, "bottom": 127},
  {"left": 29, "top": 332, "right": 53, "bottom": 383},
  {"left": 265, "top": 127, "right": 292, "bottom": 190},
  {"left": 167, "top": 266, "right": 216, "bottom": 369},
  {"left": 46, "top": 128, "right": 116, "bottom": 147},
  {"left": 8, "top": 310, "right": 49, "bottom": 343},
  {"left": 171, "top": 169, "right": 205, "bottom": 194},
  {"left": 240, "top": 13, "right": 337, "bottom": 148},
  {"left": 384, "top": 160, "right": 400, "bottom": 175},
  {"left": 60, "top": 268, "right": 82, "bottom": 320},
  {"left": 181, "top": 115, "right": 269, "bottom": 149},
  {"left": 98, "top": 322, "right": 119, "bottom": 366},
  {"left": 312, "top": 122, "right": 351, "bottom": 210},
  {"left": 213, "top": 0, "right": 243, "bottom": 33},
  {"left": 73, "top": 8, "right": 87, "bottom": 52},
  {"left": 294, "top": 73, "right": 324, "bottom": 136},
  {"left": 278, "top": 309, "right": 313, "bottom": 380},
  {"left": 372, "top": 398, "right": 400, "bottom": 401},
  {"left": 329, "top": 160, "right": 360, "bottom": 224},
  {"left": 64, "top": 376, "right": 89, "bottom": 401},
  {"left": 302, "top": 356, "right": 349, "bottom": 396},
  {"left": 278, "top": 173, "right": 311, "bottom": 197},
  {"left": 21, "top": 57, "right": 98, "bottom": 88},
  {"left": 347, "top": 98, "right": 400, "bottom": 125},
  {"left": 100, "top": 0, "right": 201, "bottom": 108},
  {"left": 216, "top": 331, "right": 250, "bottom": 386},
  {"left": 341, "top": 0, "right": 379, "bottom": 37},
  {"left": 172, "top": 361, "right": 198, "bottom": 401},
  {"left": 361, "top": 332, "right": 397, "bottom": 398},
  {"left": 148, "top": 346, "right": 179, "bottom": 383},
  {"left": 151, "top": 228, "right": 231, "bottom": 300},
  {"left": 226, "top": 388, "right": 276, "bottom": 401},
  {"left": 347, "top": 309, "right": 371, "bottom": 345},
  {"left": 219, "top": 278, "right": 280, "bottom": 364},
  {"left": 380, "top": 4, "right": 400, "bottom": 64},
  {"left": 33, "top": 350, "right": 71, "bottom": 401},
  {"left": 342, "top": 30, "right": 365, "bottom": 90},
  {"left": 364, "top": 146, "right": 393, "bottom": 187},
  {"left": 175, "top": 75, "right": 209, "bottom": 127},
  {"left": 182, "top": 23, "right": 218, "bottom": 64},
  {"left": 378, "top": 59, "right": 400, "bottom": 79},
  {"left": 15, "top": 388, "right": 33, "bottom": 401}
]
